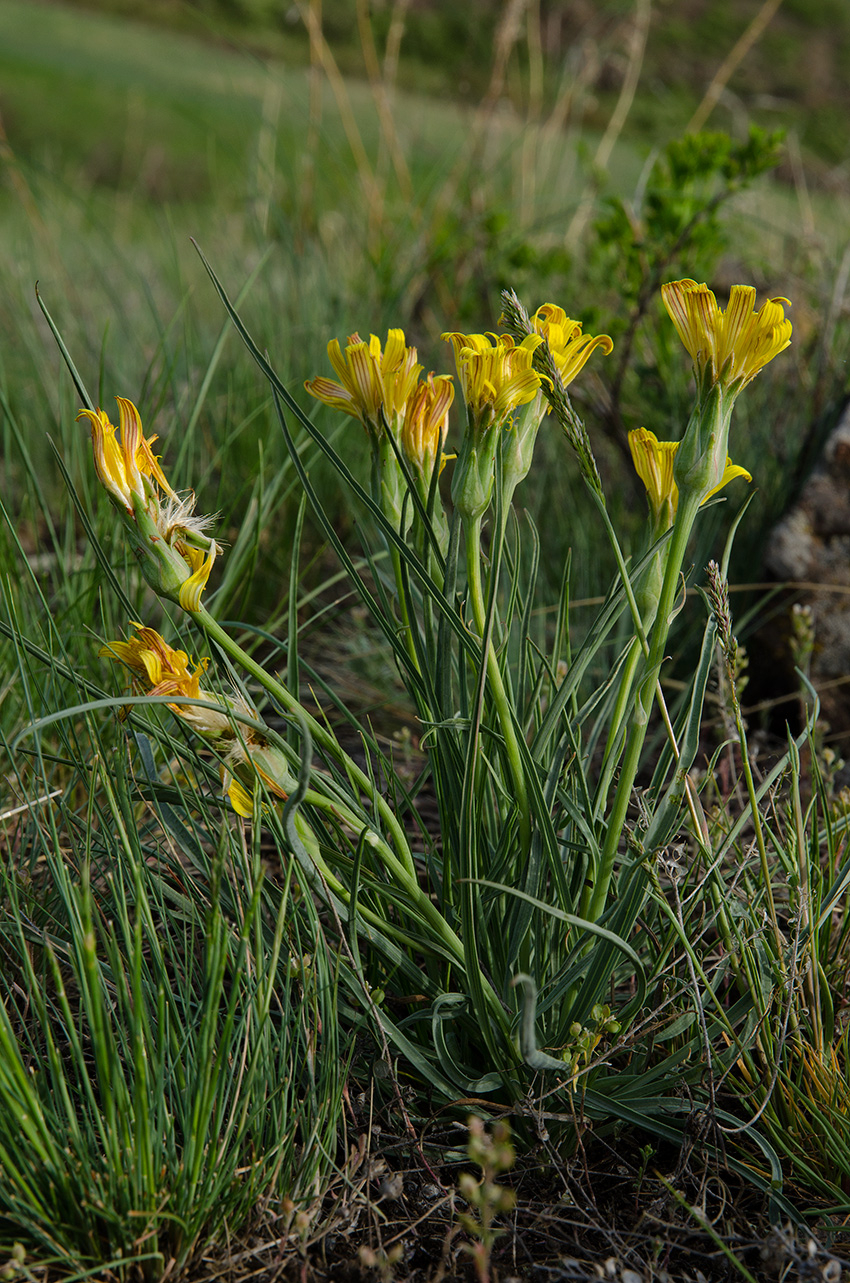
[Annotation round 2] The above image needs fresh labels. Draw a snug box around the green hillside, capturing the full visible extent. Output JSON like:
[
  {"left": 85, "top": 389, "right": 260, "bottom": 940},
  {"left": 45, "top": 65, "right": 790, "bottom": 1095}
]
[{"left": 44, "top": 0, "right": 850, "bottom": 168}]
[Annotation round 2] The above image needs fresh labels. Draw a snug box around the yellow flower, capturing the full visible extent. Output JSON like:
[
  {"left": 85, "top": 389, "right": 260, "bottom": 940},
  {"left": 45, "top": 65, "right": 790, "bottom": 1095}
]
[
  {"left": 305, "top": 329, "right": 422, "bottom": 435},
  {"left": 99, "top": 622, "right": 233, "bottom": 734},
  {"left": 78, "top": 397, "right": 178, "bottom": 512},
  {"left": 531, "top": 304, "right": 614, "bottom": 384},
  {"left": 102, "top": 624, "right": 294, "bottom": 814},
  {"left": 101, "top": 624, "right": 198, "bottom": 691},
  {"left": 661, "top": 279, "right": 792, "bottom": 393},
  {"left": 79, "top": 398, "right": 219, "bottom": 613},
  {"left": 628, "top": 427, "right": 752, "bottom": 526},
  {"left": 177, "top": 542, "right": 217, "bottom": 614},
  {"left": 400, "top": 374, "right": 455, "bottom": 474},
  {"left": 441, "top": 331, "right": 546, "bottom": 429}
]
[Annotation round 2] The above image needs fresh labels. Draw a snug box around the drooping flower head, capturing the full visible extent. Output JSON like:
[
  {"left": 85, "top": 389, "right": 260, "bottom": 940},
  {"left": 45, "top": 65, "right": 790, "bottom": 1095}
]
[
  {"left": 661, "top": 279, "right": 792, "bottom": 398},
  {"left": 102, "top": 623, "right": 293, "bottom": 813},
  {"left": 628, "top": 427, "right": 752, "bottom": 532},
  {"left": 400, "top": 374, "right": 455, "bottom": 476},
  {"left": 530, "top": 305, "right": 614, "bottom": 386},
  {"left": 78, "top": 398, "right": 219, "bottom": 613},
  {"left": 305, "top": 329, "right": 422, "bottom": 439},
  {"left": 441, "top": 331, "right": 547, "bottom": 434},
  {"left": 99, "top": 623, "right": 228, "bottom": 735}
]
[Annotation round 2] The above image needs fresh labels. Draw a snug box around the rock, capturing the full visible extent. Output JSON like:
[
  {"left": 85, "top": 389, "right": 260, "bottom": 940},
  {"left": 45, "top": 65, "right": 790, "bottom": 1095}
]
[{"left": 763, "top": 399, "right": 850, "bottom": 735}]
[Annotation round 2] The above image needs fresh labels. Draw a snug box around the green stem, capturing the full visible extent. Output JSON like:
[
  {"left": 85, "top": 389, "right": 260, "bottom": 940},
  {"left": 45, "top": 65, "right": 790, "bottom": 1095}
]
[
  {"left": 586, "top": 491, "right": 701, "bottom": 922},
  {"left": 195, "top": 608, "right": 512, "bottom": 1035},
  {"left": 464, "top": 516, "right": 532, "bottom": 856},
  {"left": 195, "top": 607, "right": 418, "bottom": 882},
  {"left": 730, "top": 678, "right": 787, "bottom": 972},
  {"left": 295, "top": 797, "right": 468, "bottom": 962},
  {"left": 588, "top": 492, "right": 650, "bottom": 654},
  {"left": 389, "top": 543, "right": 421, "bottom": 674},
  {"left": 596, "top": 635, "right": 642, "bottom": 818}
]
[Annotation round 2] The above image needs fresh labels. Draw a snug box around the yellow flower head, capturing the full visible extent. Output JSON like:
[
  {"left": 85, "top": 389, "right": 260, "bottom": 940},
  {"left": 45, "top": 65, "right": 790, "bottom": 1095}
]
[
  {"left": 441, "top": 330, "right": 546, "bottom": 428},
  {"left": 103, "top": 625, "right": 294, "bottom": 817},
  {"left": 101, "top": 623, "right": 240, "bottom": 740},
  {"left": 531, "top": 304, "right": 614, "bottom": 384},
  {"left": 78, "top": 397, "right": 178, "bottom": 512},
  {"left": 628, "top": 427, "right": 752, "bottom": 527},
  {"left": 400, "top": 374, "right": 455, "bottom": 474},
  {"left": 661, "top": 279, "right": 792, "bottom": 393},
  {"left": 79, "top": 398, "right": 219, "bottom": 613},
  {"left": 305, "top": 329, "right": 422, "bottom": 436},
  {"left": 174, "top": 539, "right": 217, "bottom": 614}
]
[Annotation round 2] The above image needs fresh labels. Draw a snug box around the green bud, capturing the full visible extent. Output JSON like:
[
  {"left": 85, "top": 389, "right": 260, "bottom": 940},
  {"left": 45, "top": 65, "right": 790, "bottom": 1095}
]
[
  {"left": 451, "top": 429, "right": 499, "bottom": 523},
  {"left": 673, "top": 384, "right": 734, "bottom": 505}
]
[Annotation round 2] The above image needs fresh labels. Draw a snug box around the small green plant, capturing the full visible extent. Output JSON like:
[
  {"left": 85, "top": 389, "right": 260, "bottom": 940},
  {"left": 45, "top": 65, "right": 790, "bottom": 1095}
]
[
  {"left": 455, "top": 1117, "right": 517, "bottom": 1283},
  {"left": 40, "top": 262, "right": 796, "bottom": 1152}
]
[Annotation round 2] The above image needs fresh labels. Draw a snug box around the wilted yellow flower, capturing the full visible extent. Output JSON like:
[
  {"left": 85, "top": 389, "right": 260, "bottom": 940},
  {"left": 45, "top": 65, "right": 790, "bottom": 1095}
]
[
  {"left": 225, "top": 774, "right": 255, "bottom": 818},
  {"left": 628, "top": 427, "right": 752, "bottom": 528},
  {"left": 441, "top": 331, "right": 546, "bottom": 430},
  {"left": 99, "top": 623, "right": 233, "bottom": 737},
  {"left": 305, "top": 329, "right": 422, "bottom": 436},
  {"left": 79, "top": 398, "right": 219, "bottom": 613},
  {"left": 100, "top": 624, "right": 198, "bottom": 691},
  {"left": 102, "top": 623, "right": 293, "bottom": 810},
  {"left": 531, "top": 305, "right": 613, "bottom": 384},
  {"left": 223, "top": 744, "right": 294, "bottom": 815},
  {"left": 661, "top": 279, "right": 792, "bottom": 394},
  {"left": 174, "top": 540, "right": 217, "bottom": 613},
  {"left": 400, "top": 374, "right": 454, "bottom": 474}
]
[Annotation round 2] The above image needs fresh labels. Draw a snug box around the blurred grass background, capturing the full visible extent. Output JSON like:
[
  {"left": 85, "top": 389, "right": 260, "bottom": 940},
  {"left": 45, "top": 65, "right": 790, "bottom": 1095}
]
[{"left": 1, "top": 0, "right": 849, "bottom": 654}]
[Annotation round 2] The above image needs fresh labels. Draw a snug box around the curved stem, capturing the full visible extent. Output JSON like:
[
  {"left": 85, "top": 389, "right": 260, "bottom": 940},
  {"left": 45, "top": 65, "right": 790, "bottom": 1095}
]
[
  {"left": 389, "top": 544, "right": 421, "bottom": 674},
  {"left": 297, "top": 794, "right": 471, "bottom": 963},
  {"left": 195, "top": 608, "right": 512, "bottom": 1033},
  {"left": 595, "top": 635, "right": 643, "bottom": 819}
]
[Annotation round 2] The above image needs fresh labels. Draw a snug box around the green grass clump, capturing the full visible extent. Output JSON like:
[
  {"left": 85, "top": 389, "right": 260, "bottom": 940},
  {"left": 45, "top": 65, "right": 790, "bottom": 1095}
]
[{"left": 0, "top": 604, "right": 342, "bottom": 1277}]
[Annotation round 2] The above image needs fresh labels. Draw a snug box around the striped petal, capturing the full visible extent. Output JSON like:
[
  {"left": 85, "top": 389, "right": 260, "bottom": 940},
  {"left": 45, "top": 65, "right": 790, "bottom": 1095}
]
[
  {"left": 178, "top": 545, "right": 216, "bottom": 613},
  {"left": 662, "top": 279, "right": 792, "bottom": 391}
]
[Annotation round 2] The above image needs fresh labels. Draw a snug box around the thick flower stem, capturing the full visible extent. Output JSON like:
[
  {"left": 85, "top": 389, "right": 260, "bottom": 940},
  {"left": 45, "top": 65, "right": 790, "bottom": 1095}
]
[
  {"left": 585, "top": 491, "right": 701, "bottom": 923},
  {"left": 298, "top": 791, "right": 480, "bottom": 969},
  {"left": 596, "top": 635, "right": 643, "bottom": 816},
  {"left": 465, "top": 516, "right": 532, "bottom": 858}
]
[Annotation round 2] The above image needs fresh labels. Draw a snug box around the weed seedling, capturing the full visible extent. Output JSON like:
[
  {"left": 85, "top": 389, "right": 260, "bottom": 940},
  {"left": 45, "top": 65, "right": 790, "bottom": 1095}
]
[{"left": 456, "top": 1117, "right": 517, "bottom": 1283}]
